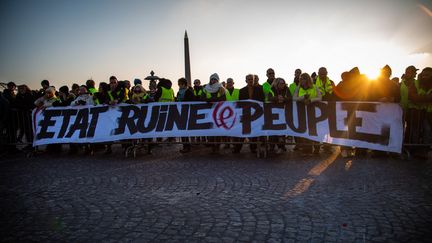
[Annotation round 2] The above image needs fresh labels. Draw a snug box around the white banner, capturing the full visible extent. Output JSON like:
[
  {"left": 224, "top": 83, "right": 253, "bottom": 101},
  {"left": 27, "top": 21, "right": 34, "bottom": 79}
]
[{"left": 32, "top": 100, "right": 403, "bottom": 153}]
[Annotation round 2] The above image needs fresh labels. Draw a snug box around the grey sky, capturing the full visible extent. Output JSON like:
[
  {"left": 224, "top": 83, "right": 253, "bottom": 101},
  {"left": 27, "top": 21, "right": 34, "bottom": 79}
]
[{"left": 1, "top": 0, "right": 431, "bottom": 90}]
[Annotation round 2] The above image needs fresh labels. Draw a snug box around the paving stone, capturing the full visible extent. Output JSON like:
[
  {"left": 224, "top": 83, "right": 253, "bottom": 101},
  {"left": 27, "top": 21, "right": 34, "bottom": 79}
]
[{"left": 1, "top": 146, "right": 431, "bottom": 241}]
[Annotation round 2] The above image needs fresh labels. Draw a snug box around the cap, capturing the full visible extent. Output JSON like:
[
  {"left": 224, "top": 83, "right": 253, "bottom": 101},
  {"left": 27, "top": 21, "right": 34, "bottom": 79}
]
[{"left": 406, "top": 65, "right": 419, "bottom": 72}]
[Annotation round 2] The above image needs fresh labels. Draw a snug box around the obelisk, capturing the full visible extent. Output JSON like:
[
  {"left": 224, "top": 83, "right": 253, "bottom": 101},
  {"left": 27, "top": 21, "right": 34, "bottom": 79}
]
[{"left": 184, "top": 30, "right": 192, "bottom": 87}]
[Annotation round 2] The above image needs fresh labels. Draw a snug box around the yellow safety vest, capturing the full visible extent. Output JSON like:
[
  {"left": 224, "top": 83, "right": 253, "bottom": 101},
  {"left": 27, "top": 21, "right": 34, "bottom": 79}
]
[
  {"left": 159, "top": 87, "right": 175, "bottom": 102},
  {"left": 88, "top": 87, "right": 97, "bottom": 94},
  {"left": 298, "top": 85, "right": 318, "bottom": 99},
  {"left": 262, "top": 81, "right": 275, "bottom": 102},
  {"left": 400, "top": 79, "right": 419, "bottom": 109},
  {"left": 417, "top": 83, "right": 432, "bottom": 112},
  {"left": 204, "top": 89, "right": 223, "bottom": 99},
  {"left": 315, "top": 76, "right": 333, "bottom": 95},
  {"left": 289, "top": 83, "right": 297, "bottom": 96},
  {"left": 225, "top": 88, "right": 239, "bottom": 101},
  {"left": 194, "top": 89, "right": 203, "bottom": 97}
]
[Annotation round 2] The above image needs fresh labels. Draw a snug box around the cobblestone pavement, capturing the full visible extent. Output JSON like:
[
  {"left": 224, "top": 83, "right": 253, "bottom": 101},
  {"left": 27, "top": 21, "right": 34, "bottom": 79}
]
[{"left": 1, "top": 144, "right": 432, "bottom": 242}]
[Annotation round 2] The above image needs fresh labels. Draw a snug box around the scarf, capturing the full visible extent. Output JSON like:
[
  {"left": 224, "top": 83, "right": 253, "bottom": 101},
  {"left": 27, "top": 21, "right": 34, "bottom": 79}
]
[
  {"left": 177, "top": 88, "right": 186, "bottom": 101},
  {"left": 204, "top": 82, "right": 222, "bottom": 94}
]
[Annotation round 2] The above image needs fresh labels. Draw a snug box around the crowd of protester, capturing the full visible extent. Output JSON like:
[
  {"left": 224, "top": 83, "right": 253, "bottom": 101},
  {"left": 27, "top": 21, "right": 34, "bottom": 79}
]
[{"left": 1, "top": 65, "right": 432, "bottom": 158}]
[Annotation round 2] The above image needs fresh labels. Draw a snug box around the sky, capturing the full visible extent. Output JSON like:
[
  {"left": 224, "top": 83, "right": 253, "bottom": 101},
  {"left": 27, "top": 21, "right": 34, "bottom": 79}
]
[{"left": 1, "top": 0, "right": 432, "bottom": 92}]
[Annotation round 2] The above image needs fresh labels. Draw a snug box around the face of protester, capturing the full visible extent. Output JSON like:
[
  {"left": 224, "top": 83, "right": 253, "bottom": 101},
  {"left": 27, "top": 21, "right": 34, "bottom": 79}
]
[
  {"left": 226, "top": 79, "right": 234, "bottom": 89},
  {"left": 318, "top": 68, "right": 327, "bottom": 80},
  {"left": 300, "top": 76, "right": 312, "bottom": 89},
  {"left": 134, "top": 86, "right": 143, "bottom": 94},
  {"left": 124, "top": 81, "right": 131, "bottom": 89},
  {"left": 246, "top": 75, "right": 254, "bottom": 87},
  {"left": 7, "top": 84, "right": 16, "bottom": 92},
  {"left": 295, "top": 69, "right": 302, "bottom": 78},
  {"left": 266, "top": 69, "right": 275, "bottom": 81},
  {"left": 421, "top": 69, "right": 432, "bottom": 82},
  {"left": 109, "top": 78, "right": 118, "bottom": 91},
  {"left": 193, "top": 80, "right": 201, "bottom": 87},
  {"left": 405, "top": 68, "right": 417, "bottom": 80},
  {"left": 277, "top": 79, "right": 286, "bottom": 90},
  {"left": 178, "top": 81, "right": 186, "bottom": 89},
  {"left": 45, "top": 90, "right": 55, "bottom": 99},
  {"left": 210, "top": 78, "right": 218, "bottom": 85},
  {"left": 18, "top": 86, "right": 26, "bottom": 94},
  {"left": 79, "top": 87, "right": 88, "bottom": 95},
  {"left": 253, "top": 75, "right": 259, "bottom": 86}
]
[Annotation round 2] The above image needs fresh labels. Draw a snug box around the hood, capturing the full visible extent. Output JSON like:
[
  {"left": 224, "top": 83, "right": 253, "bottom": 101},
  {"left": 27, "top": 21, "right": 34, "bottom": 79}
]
[{"left": 157, "top": 78, "right": 172, "bottom": 89}]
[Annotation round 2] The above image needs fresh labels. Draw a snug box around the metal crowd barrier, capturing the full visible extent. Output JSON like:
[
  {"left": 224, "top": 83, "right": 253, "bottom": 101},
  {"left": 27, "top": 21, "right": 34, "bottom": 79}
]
[{"left": 1, "top": 107, "right": 432, "bottom": 159}]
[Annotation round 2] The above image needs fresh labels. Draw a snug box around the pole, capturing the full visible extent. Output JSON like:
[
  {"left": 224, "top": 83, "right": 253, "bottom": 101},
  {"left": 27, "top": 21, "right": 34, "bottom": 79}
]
[{"left": 184, "top": 30, "right": 192, "bottom": 87}]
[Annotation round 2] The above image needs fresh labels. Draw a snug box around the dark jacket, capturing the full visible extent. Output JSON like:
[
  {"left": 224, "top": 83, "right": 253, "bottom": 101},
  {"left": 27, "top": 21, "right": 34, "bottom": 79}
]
[
  {"left": 239, "top": 85, "right": 264, "bottom": 101},
  {"left": 176, "top": 87, "right": 195, "bottom": 102},
  {"left": 15, "top": 92, "right": 35, "bottom": 110},
  {"left": 269, "top": 86, "right": 292, "bottom": 103}
]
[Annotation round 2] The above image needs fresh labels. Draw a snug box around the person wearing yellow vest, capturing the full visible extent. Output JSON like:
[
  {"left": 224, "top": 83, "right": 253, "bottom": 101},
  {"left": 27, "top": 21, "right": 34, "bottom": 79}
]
[
  {"left": 225, "top": 78, "right": 239, "bottom": 101},
  {"left": 407, "top": 67, "right": 432, "bottom": 154},
  {"left": 222, "top": 78, "right": 239, "bottom": 149},
  {"left": 192, "top": 79, "right": 203, "bottom": 99},
  {"left": 94, "top": 82, "right": 113, "bottom": 105},
  {"left": 201, "top": 73, "right": 226, "bottom": 102},
  {"left": 400, "top": 66, "right": 419, "bottom": 109},
  {"left": 131, "top": 84, "right": 150, "bottom": 104},
  {"left": 399, "top": 66, "right": 420, "bottom": 146},
  {"left": 315, "top": 67, "right": 334, "bottom": 100},
  {"left": 293, "top": 73, "right": 322, "bottom": 154},
  {"left": 263, "top": 68, "right": 276, "bottom": 102},
  {"left": 289, "top": 68, "right": 302, "bottom": 95},
  {"left": 154, "top": 78, "right": 175, "bottom": 102},
  {"left": 86, "top": 79, "right": 97, "bottom": 95},
  {"left": 201, "top": 73, "right": 226, "bottom": 153}
]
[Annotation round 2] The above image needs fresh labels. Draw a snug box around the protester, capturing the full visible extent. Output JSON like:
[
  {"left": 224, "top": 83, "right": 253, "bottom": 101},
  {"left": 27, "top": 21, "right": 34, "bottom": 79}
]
[
  {"left": 34, "top": 87, "right": 59, "bottom": 108},
  {"left": 315, "top": 67, "right": 334, "bottom": 101},
  {"left": 408, "top": 67, "right": 432, "bottom": 156},
  {"left": 72, "top": 85, "right": 94, "bottom": 106},
  {"left": 233, "top": 74, "right": 264, "bottom": 154},
  {"left": 111, "top": 80, "right": 129, "bottom": 104},
  {"left": 253, "top": 74, "right": 260, "bottom": 87},
  {"left": 3, "top": 82, "right": 17, "bottom": 106},
  {"left": 369, "top": 65, "right": 400, "bottom": 102},
  {"left": 193, "top": 79, "right": 203, "bottom": 99},
  {"left": 293, "top": 73, "right": 322, "bottom": 154},
  {"left": 94, "top": 82, "right": 112, "bottom": 105},
  {"left": 289, "top": 69, "right": 302, "bottom": 95},
  {"left": 86, "top": 79, "right": 97, "bottom": 94},
  {"left": 36, "top": 80, "right": 50, "bottom": 98},
  {"left": 131, "top": 84, "right": 150, "bottom": 104},
  {"left": 399, "top": 66, "right": 420, "bottom": 149},
  {"left": 154, "top": 78, "right": 175, "bottom": 102},
  {"left": 53, "top": 85, "right": 75, "bottom": 107},
  {"left": 177, "top": 78, "right": 195, "bottom": 153},
  {"left": 225, "top": 78, "right": 239, "bottom": 101},
  {"left": 268, "top": 77, "right": 291, "bottom": 154},
  {"left": 148, "top": 79, "right": 158, "bottom": 102},
  {"left": 202, "top": 73, "right": 226, "bottom": 152},
  {"left": 71, "top": 83, "right": 80, "bottom": 97},
  {"left": 263, "top": 68, "right": 275, "bottom": 102},
  {"left": 14, "top": 85, "right": 35, "bottom": 149},
  {"left": 223, "top": 78, "right": 239, "bottom": 149}
]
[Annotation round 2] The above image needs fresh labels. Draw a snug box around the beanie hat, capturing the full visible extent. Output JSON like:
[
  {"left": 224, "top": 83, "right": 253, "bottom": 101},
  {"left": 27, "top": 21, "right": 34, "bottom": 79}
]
[
  {"left": 134, "top": 78, "right": 142, "bottom": 85},
  {"left": 209, "top": 73, "right": 220, "bottom": 82}
]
